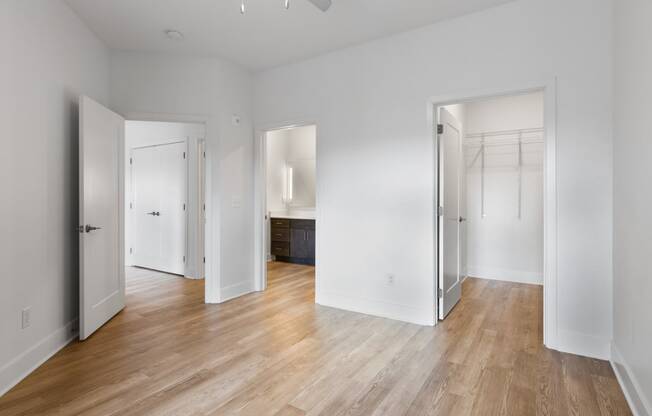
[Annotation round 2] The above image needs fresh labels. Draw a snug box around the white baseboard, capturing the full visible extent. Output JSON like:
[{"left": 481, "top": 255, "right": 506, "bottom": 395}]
[
  {"left": 0, "top": 319, "right": 78, "bottom": 397},
  {"left": 611, "top": 342, "right": 651, "bottom": 416},
  {"left": 184, "top": 275, "right": 204, "bottom": 280},
  {"left": 219, "top": 281, "right": 254, "bottom": 303},
  {"left": 316, "top": 291, "right": 435, "bottom": 326},
  {"left": 467, "top": 265, "right": 543, "bottom": 285},
  {"left": 553, "top": 329, "right": 610, "bottom": 360}
]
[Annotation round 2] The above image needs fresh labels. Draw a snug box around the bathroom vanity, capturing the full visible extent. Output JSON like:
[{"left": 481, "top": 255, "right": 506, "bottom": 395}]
[{"left": 270, "top": 216, "right": 315, "bottom": 266}]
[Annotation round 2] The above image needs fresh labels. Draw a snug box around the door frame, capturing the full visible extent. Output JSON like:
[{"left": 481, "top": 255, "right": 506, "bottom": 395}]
[
  {"left": 428, "top": 78, "right": 558, "bottom": 350},
  {"left": 253, "top": 120, "right": 318, "bottom": 293},
  {"left": 122, "top": 112, "right": 214, "bottom": 301}
]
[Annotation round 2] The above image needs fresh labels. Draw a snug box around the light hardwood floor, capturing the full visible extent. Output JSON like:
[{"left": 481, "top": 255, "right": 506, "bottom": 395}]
[{"left": 0, "top": 263, "right": 631, "bottom": 415}]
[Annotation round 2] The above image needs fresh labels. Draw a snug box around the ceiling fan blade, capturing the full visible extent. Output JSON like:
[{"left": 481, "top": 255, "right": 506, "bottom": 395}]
[{"left": 306, "top": 0, "right": 332, "bottom": 12}]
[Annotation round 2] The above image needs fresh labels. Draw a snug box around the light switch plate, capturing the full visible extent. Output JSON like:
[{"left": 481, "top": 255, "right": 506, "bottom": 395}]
[{"left": 22, "top": 307, "right": 31, "bottom": 329}]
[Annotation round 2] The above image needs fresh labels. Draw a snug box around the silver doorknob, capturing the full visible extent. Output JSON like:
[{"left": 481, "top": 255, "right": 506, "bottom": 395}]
[
  {"left": 147, "top": 211, "right": 161, "bottom": 216},
  {"left": 85, "top": 225, "right": 102, "bottom": 233},
  {"left": 459, "top": 217, "right": 467, "bottom": 223}
]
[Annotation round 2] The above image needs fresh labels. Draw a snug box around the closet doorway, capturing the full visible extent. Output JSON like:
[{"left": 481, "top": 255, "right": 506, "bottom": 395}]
[{"left": 434, "top": 89, "right": 554, "bottom": 340}]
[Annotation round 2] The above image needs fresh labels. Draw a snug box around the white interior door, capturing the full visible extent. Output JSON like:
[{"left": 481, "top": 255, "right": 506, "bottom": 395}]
[
  {"left": 438, "top": 107, "right": 463, "bottom": 320},
  {"left": 132, "top": 142, "right": 187, "bottom": 275},
  {"left": 79, "top": 96, "right": 125, "bottom": 340}
]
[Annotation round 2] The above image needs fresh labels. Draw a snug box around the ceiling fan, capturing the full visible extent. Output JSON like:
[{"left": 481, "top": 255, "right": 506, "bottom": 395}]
[{"left": 240, "top": 0, "right": 332, "bottom": 14}]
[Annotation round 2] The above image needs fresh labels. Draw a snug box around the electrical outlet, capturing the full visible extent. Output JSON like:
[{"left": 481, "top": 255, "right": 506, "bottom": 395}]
[
  {"left": 386, "top": 274, "right": 395, "bottom": 286},
  {"left": 21, "top": 307, "right": 31, "bottom": 329}
]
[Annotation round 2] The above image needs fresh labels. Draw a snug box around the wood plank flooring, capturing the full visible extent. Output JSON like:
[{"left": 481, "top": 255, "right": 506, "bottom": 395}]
[{"left": 0, "top": 263, "right": 631, "bottom": 415}]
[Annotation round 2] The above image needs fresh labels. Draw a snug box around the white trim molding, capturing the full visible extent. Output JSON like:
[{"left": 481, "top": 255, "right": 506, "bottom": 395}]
[
  {"left": 219, "top": 281, "right": 255, "bottom": 303},
  {"left": 316, "top": 291, "right": 435, "bottom": 326},
  {"left": 553, "top": 330, "right": 610, "bottom": 360},
  {"left": 466, "top": 266, "right": 543, "bottom": 286},
  {"left": 0, "top": 320, "right": 78, "bottom": 397},
  {"left": 611, "top": 343, "right": 652, "bottom": 416}
]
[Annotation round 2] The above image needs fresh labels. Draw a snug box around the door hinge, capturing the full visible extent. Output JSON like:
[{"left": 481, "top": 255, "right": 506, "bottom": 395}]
[
  {"left": 183, "top": 203, "right": 186, "bottom": 211},
  {"left": 183, "top": 256, "right": 186, "bottom": 263},
  {"left": 129, "top": 202, "right": 133, "bottom": 209},
  {"left": 203, "top": 151, "right": 206, "bottom": 158},
  {"left": 203, "top": 257, "right": 206, "bottom": 263},
  {"left": 437, "top": 124, "right": 444, "bottom": 135},
  {"left": 183, "top": 151, "right": 186, "bottom": 159},
  {"left": 438, "top": 206, "right": 444, "bottom": 216},
  {"left": 129, "top": 157, "right": 133, "bottom": 165},
  {"left": 129, "top": 247, "right": 133, "bottom": 254},
  {"left": 438, "top": 288, "right": 443, "bottom": 298}
]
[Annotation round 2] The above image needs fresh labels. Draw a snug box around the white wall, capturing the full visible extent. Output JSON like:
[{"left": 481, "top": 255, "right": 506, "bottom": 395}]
[
  {"left": 0, "top": 0, "right": 110, "bottom": 395},
  {"left": 464, "top": 92, "right": 544, "bottom": 284},
  {"left": 110, "top": 51, "right": 254, "bottom": 303},
  {"left": 125, "top": 121, "right": 206, "bottom": 279},
  {"left": 613, "top": 0, "right": 652, "bottom": 414},
  {"left": 254, "top": 0, "right": 614, "bottom": 357}
]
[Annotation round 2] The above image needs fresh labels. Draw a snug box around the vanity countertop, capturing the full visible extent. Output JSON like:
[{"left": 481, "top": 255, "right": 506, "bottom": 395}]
[{"left": 269, "top": 211, "right": 316, "bottom": 220}]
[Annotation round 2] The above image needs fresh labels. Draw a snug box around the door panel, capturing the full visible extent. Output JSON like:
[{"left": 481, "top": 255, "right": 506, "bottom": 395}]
[
  {"left": 79, "top": 96, "right": 125, "bottom": 340},
  {"left": 132, "top": 142, "right": 187, "bottom": 275},
  {"left": 438, "top": 107, "right": 462, "bottom": 320},
  {"left": 290, "top": 229, "right": 309, "bottom": 258},
  {"left": 306, "top": 229, "right": 316, "bottom": 259},
  {"left": 158, "top": 142, "right": 187, "bottom": 274},
  {"left": 132, "top": 146, "right": 161, "bottom": 269}
]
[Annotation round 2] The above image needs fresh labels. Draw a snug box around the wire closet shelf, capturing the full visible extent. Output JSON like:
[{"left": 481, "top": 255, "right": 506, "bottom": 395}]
[{"left": 464, "top": 127, "right": 544, "bottom": 220}]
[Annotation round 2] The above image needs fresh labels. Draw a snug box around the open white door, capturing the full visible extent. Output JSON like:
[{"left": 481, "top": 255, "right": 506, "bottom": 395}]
[
  {"left": 79, "top": 96, "right": 125, "bottom": 340},
  {"left": 438, "top": 107, "right": 462, "bottom": 320}
]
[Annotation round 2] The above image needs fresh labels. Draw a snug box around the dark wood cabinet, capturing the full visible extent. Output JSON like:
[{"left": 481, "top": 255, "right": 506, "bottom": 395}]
[{"left": 271, "top": 218, "right": 315, "bottom": 265}]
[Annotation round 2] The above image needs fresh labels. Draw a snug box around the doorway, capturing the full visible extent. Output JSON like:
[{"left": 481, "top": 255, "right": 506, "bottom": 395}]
[
  {"left": 78, "top": 98, "right": 210, "bottom": 340},
  {"left": 124, "top": 121, "right": 206, "bottom": 280},
  {"left": 255, "top": 124, "right": 317, "bottom": 294},
  {"left": 433, "top": 85, "right": 556, "bottom": 348}
]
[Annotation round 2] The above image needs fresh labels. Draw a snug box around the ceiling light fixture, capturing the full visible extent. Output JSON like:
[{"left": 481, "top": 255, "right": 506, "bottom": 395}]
[
  {"left": 239, "top": 0, "right": 331, "bottom": 15},
  {"left": 164, "top": 30, "right": 184, "bottom": 41}
]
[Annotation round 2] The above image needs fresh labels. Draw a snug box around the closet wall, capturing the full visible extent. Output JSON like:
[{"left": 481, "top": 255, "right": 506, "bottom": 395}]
[{"left": 464, "top": 92, "right": 544, "bottom": 284}]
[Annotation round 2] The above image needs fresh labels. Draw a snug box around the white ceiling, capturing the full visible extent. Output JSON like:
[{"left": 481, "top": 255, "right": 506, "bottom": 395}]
[{"left": 66, "top": 0, "right": 514, "bottom": 71}]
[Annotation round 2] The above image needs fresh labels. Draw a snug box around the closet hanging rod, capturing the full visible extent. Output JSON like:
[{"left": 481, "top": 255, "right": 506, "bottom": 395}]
[
  {"left": 464, "top": 140, "right": 543, "bottom": 148},
  {"left": 465, "top": 127, "right": 544, "bottom": 139}
]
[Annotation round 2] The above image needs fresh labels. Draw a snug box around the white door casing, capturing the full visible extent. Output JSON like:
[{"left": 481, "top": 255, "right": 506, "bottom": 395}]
[
  {"left": 132, "top": 142, "right": 187, "bottom": 275},
  {"left": 438, "top": 107, "right": 462, "bottom": 320},
  {"left": 79, "top": 96, "right": 125, "bottom": 340}
]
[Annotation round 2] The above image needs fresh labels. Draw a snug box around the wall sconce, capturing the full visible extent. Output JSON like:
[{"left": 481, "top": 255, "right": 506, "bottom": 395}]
[{"left": 283, "top": 165, "right": 293, "bottom": 204}]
